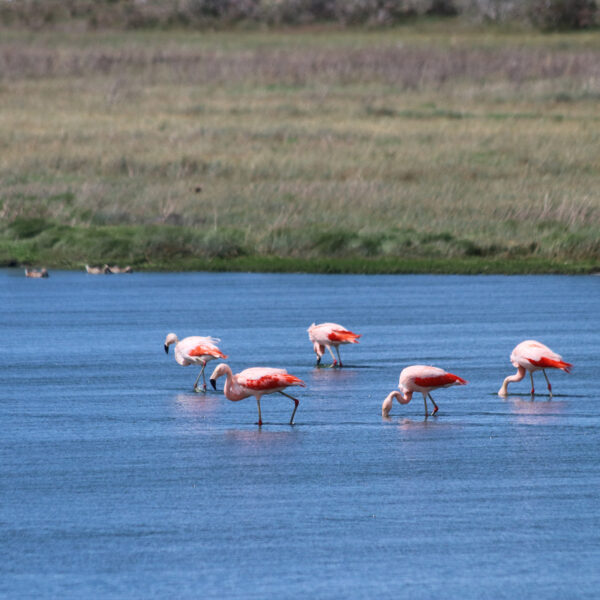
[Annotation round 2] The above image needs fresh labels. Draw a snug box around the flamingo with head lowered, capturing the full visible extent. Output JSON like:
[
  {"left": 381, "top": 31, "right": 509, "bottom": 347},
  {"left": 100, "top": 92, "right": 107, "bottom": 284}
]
[
  {"left": 210, "top": 364, "right": 305, "bottom": 425},
  {"left": 382, "top": 365, "right": 467, "bottom": 418},
  {"left": 498, "top": 340, "right": 572, "bottom": 397},
  {"left": 164, "top": 333, "right": 227, "bottom": 392},
  {"left": 307, "top": 322, "right": 361, "bottom": 367}
]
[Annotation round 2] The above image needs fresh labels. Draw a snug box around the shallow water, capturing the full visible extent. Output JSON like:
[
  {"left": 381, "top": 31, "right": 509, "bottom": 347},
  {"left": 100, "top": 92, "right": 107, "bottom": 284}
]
[{"left": 1, "top": 270, "right": 599, "bottom": 598}]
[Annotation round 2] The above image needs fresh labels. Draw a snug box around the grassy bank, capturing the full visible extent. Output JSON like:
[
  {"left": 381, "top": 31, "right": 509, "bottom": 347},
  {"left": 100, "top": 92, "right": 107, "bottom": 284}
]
[
  {"left": 1, "top": 222, "right": 597, "bottom": 274},
  {"left": 1, "top": 25, "right": 599, "bottom": 273}
]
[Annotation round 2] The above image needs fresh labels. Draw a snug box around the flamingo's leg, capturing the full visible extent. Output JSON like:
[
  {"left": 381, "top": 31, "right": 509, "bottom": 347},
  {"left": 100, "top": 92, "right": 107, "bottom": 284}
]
[
  {"left": 193, "top": 362, "right": 207, "bottom": 393},
  {"left": 335, "top": 346, "right": 343, "bottom": 367},
  {"left": 428, "top": 392, "right": 439, "bottom": 415},
  {"left": 422, "top": 393, "right": 429, "bottom": 417},
  {"left": 542, "top": 369, "right": 553, "bottom": 397},
  {"left": 256, "top": 397, "right": 263, "bottom": 426},
  {"left": 529, "top": 371, "right": 535, "bottom": 396},
  {"left": 314, "top": 343, "right": 324, "bottom": 366},
  {"left": 201, "top": 361, "right": 208, "bottom": 391},
  {"left": 327, "top": 345, "right": 338, "bottom": 367},
  {"left": 279, "top": 390, "right": 300, "bottom": 425}
]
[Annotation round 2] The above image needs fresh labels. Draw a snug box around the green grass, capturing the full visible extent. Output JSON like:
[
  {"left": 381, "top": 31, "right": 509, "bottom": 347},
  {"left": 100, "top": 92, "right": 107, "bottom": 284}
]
[
  {"left": 140, "top": 256, "right": 599, "bottom": 275},
  {"left": 1, "top": 25, "right": 599, "bottom": 273}
]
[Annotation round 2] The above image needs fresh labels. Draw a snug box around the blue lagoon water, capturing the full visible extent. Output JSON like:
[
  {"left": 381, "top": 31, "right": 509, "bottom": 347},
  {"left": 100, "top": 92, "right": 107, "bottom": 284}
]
[{"left": 1, "top": 271, "right": 599, "bottom": 598}]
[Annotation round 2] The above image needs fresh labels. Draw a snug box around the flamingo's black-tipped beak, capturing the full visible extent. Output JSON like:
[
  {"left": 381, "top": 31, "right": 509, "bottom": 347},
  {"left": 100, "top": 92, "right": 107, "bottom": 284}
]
[
  {"left": 210, "top": 378, "right": 217, "bottom": 391},
  {"left": 164, "top": 344, "right": 169, "bottom": 354},
  {"left": 316, "top": 356, "right": 321, "bottom": 365}
]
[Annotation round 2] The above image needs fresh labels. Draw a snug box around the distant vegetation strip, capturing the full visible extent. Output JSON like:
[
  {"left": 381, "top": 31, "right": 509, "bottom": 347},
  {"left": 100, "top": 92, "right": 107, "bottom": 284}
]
[{"left": 0, "top": 0, "right": 598, "bottom": 31}]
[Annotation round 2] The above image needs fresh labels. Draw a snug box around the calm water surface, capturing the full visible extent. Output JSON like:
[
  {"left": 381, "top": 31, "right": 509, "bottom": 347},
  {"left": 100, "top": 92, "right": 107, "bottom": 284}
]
[{"left": 1, "top": 270, "right": 599, "bottom": 598}]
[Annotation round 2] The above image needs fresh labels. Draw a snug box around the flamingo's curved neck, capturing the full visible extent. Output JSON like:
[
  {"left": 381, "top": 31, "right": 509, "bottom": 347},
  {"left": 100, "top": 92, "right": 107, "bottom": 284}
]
[
  {"left": 397, "top": 390, "right": 411, "bottom": 405},
  {"left": 222, "top": 367, "right": 247, "bottom": 401},
  {"left": 382, "top": 392, "right": 394, "bottom": 417},
  {"left": 499, "top": 366, "right": 526, "bottom": 395},
  {"left": 382, "top": 390, "right": 410, "bottom": 417},
  {"left": 222, "top": 366, "right": 234, "bottom": 392}
]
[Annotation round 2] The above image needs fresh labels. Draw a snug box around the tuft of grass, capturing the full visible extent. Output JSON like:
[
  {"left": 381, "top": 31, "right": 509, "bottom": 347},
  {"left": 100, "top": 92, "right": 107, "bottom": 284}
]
[{"left": 8, "top": 217, "right": 53, "bottom": 240}]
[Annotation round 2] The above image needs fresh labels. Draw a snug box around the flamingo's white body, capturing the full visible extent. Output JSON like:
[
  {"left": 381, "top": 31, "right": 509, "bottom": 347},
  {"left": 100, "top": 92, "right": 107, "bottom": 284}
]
[
  {"left": 307, "top": 322, "right": 361, "bottom": 367},
  {"left": 164, "top": 333, "right": 227, "bottom": 392},
  {"left": 382, "top": 365, "right": 467, "bottom": 417},
  {"left": 210, "top": 364, "right": 305, "bottom": 425},
  {"left": 498, "top": 340, "right": 572, "bottom": 397}
]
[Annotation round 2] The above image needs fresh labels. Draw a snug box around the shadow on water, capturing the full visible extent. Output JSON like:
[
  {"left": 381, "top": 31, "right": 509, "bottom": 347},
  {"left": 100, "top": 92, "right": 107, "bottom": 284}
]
[
  {"left": 381, "top": 416, "right": 462, "bottom": 441},
  {"left": 174, "top": 392, "right": 222, "bottom": 415},
  {"left": 502, "top": 394, "right": 567, "bottom": 425},
  {"left": 312, "top": 364, "right": 378, "bottom": 370},
  {"left": 224, "top": 428, "right": 299, "bottom": 447},
  {"left": 490, "top": 392, "right": 585, "bottom": 398},
  {"left": 309, "top": 367, "right": 360, "bottom": 384},
  {"left": 382, "top": 415, "right": 449, "bottom": 428}
]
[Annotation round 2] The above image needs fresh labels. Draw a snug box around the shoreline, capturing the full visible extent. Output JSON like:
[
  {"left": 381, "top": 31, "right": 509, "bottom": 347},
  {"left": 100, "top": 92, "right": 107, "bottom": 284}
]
[{"left": 6, "top": 256, "right": 598, "bottom": 275}]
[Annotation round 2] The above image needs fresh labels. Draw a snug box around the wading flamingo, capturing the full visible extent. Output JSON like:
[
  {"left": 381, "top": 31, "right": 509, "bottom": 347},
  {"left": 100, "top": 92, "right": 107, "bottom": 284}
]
[
  {"left": 164, "top": 333, "right": 227, "bottom": 392},
  {"left": 382, "top": 365, "right": 467, "bottom": 417},
  {"left": 498, "top": 340, "right": 572, "bottom": 397},
  {"left": 210, "top": 364, "right": 305, "bottom": 425},
  {"left": 307, "top": 322, "right": 361, "bottom": 367}
]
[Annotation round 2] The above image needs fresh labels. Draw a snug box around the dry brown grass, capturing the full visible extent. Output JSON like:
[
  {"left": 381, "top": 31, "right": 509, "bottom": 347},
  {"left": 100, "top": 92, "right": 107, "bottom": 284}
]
[{"left": 2, "top": 40, "right": 600, "bottom": 85}]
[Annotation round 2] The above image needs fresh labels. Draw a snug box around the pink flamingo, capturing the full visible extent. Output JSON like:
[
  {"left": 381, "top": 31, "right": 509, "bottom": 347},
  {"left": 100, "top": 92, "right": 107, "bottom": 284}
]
[
  {"left": 382, "top": 365, "right": 467, "bottom": 417},
  {"left": 307, "top": 322, "right": 361, "bottom": 367},
  {"left": 209, "top": 364, "right": 305, "bottom": 425},
  {"left": 164, "top": 333, "right": 227, "bottom": 392},
  {"left": 498, "top": 340, "right": 572, "bottom": 397}
]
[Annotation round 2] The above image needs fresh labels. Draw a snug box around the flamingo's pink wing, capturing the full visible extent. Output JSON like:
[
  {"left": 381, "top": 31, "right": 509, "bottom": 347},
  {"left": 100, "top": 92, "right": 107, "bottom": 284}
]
[
  {"left": 512, "top": 340, "right": 570, "bottom": 372},
  {"left": 327, "top": 329, "right": 361, "bottom": 343},
  {"left": 414, "top": 373, "right": 467, "bottom": 388},
  {"left": 188, "top": 344, "right": 227, "bottom": 359},
  {"left": 240, "top": 368, "right": 305, "bottom": 390},
  {"left": 527, "top": 356, "right": 572, "bottom": 372}
]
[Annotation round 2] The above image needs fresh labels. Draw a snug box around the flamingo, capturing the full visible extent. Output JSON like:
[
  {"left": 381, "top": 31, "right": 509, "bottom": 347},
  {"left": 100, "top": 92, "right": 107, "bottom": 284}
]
[
  {"left": 498, "top": 340, "right": 572, "bottom": 397},
  {"left": 382, "top": 365, "right": 467, "bottom": 417},
  {"left": 164, "top": 333, "right": 227, "bottom": 392},
  {"left": 209, "top": 364, "right": 305, "bottom": 425},
  {"left": 307, "top": 322, "right": 361, "bottom": 367}
]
